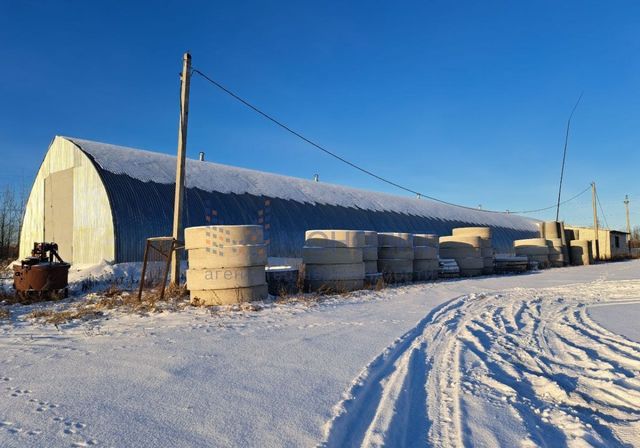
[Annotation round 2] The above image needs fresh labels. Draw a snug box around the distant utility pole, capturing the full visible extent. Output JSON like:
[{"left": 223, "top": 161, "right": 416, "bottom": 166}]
[
  {"left": 170, "top": 52, "right": 192, "bottom": 285},
  {"left": 591, "top": 181, "right": 599, "bottom": 260},
  {"left": 624, "top": 194, "right": 631, "bottom": 235}
]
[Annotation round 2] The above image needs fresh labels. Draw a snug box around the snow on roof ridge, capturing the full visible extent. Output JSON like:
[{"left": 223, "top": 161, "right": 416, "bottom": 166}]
[{"left": 64, "top": 136, "right": 537, "bottom": 229}]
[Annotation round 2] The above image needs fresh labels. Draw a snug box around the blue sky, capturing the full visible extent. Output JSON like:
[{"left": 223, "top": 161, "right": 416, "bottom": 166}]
[{"left": 1, "top": 1, "right": 638, "bottom": 229}]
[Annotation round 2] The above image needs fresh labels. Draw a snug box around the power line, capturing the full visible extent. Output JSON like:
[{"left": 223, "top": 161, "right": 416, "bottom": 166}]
[
  {"left": 514, "top": 185, "right": 592, "bottom": 214},
  {"left": 190, "top": 67, "right": 592, "bottom": 216}
]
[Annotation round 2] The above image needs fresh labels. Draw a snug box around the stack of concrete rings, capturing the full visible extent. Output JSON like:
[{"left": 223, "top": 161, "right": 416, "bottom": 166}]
[
  {"left": 451, "top": 227, "right": 494, "bottom": 275},
  {"left": 363, "top": 231, "right": 382, "bottom": 286},
  {"left": 303, "top": 230, "right": 365, "bottom": 292},
  {"left": 439, "top": 235, "right": 484, "bottom": 277},
  {"left": 412, "top": 234, "right": 439, "bottom": 281},
  {"left": 547, "top": 238, "right": 566, "bottom": 267},
  {"left": 513, "top": 238, "right": 550, "bottom": 269},
  {"left": 377, "top": 232, "right": 415, "bottom": 283},
  {"left": 185, "top": 225, "right": 268, "bottom": 305},
  {"left": 569, "top": 240, "right": 593, "bottom": 266}
]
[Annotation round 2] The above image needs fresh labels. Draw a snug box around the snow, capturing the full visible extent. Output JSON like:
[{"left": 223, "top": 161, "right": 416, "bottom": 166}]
[
  {"left": 1, "top": 260, "right": 639, "bottom": 447},
  {"left": 66, "top": 137, "right": 538, "bottom": 230},
  {"left": 589, "top": 302, "right": 640, "bottom": 344}
]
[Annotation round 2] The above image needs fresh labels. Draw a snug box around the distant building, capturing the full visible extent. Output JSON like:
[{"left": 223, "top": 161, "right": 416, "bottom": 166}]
[
  {"left": 564, "top": 225, "right": 630, "bottom": 260},
  {"left": 20, "top": 136, "right": 540, "bottom": 265}
]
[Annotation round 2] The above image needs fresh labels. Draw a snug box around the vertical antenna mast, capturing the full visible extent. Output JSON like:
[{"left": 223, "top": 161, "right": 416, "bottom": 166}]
[{"left": 555, "top": 92, "right": 583, "bottom": 221}]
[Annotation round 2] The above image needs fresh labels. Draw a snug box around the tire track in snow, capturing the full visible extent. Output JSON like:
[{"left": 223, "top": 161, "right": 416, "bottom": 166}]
[{"left": 320, "top": 280, "right": 640, "bottom": 447}]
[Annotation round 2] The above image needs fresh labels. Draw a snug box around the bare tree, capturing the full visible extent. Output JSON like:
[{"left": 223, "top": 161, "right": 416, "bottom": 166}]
[
  {"left": 0, "top": 185, "right": 25, "bottom": 262},
  {"left": 631, "top": 225, "right": 640, "bottom": 248}
]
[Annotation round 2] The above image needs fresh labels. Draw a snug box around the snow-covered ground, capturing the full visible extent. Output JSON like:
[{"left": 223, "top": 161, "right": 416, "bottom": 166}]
[
  {"left": 1, "top": 260, "right": 639, "bottom": 447},
  {"left": 589, "top": 302, "right": 640, "bottom": 344}
]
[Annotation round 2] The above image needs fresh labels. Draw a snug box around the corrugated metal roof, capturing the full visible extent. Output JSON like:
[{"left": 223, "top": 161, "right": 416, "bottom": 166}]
[
  {"left": 66, "top": 136, "right": 540, "bottom": 261},
  {"left": 68, "top": 137, "right": 537, "bottom": 229}
]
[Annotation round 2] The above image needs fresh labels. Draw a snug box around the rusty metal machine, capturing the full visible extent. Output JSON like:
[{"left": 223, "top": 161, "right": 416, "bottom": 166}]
[{"left": 13, "top": 243, "right": 70, "bottom": 300}]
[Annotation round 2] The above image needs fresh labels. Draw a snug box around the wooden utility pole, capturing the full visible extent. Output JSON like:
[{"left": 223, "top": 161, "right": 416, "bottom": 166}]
[
  {"left": 624, "top": 195, "right": 631, "bottom": 236},
  {"left": 170, "top": 52, "right": 192, "bottom": 285},
  {"left": 591, "top": 182, "right": 600, "bottom": 261}
]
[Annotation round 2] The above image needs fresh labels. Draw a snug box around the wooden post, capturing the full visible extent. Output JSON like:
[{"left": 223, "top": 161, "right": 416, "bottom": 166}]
[
  {"left": 591, "top": 182, "right": 599, "bottom": 261},
  {"left": 170, "top": 52, "right": 191, "bottom": 285}
]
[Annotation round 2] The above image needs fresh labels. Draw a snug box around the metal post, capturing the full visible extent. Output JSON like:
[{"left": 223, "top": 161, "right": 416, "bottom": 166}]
[
  {"left": 170, "top": 52, "right": 191, "bottom": 285},
  {"left": 592, "top": 182, "right": 600, "bottom": 260},
  {"left": 138, "top": 239, "right": 150, "bottom": 301},
  {"left": 159, "top": 240, "right": 176, "bottom": 301}
]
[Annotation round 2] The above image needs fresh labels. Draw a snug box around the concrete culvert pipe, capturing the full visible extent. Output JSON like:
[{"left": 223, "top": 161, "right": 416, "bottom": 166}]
[
  {"left": 514, "top": 245, "right": 549, "bottom": 256},
  {"left": 413, "top": 259, "right": 439, "bottom": 270},
  {"left": 413, "top": 259, "right": 439, "bottom": 281},
  {"left": 305, "top": 230, "right": 365, "bottom": 248},
  {"left": 546, "top": 239, "right": 565, "bottom": 267},
  {"left": 450, "top": 228, "right": 494, "bottom": 274},
  {"left": 305, "top": 262, "right": 365, "bottom": 281},
  {"left": 364, "top": 260, "right": 378, "bottom": 274},
  {"left": 185, "top": 225, "right": 264, "bottom": 250},
  {"left": 543, "top": 221, "right": 562, "bottom": 239},
  {"left": 188, "top": 244, "right": 268, "bottom": 269},
  {"left": 439, "top": 247, "right": 482, "bottom": 258},
  {"left": 570, "top": 240, "right": 593, "bottom": 265},
  {"left": 303, "top": 229, "right": 366, "bottom": 292},
  {"left": 439, "top": 235, "right": 483, "bottom": 249},
  {"left": 413, "top": 234, "right": 439, "bottom": 248},
  {"left": 378, "top": 246, "right": 414, "bottom": 260},
  {"left": 528, "top": 255, "right": 550, "bottom": 269},
  {"left": 455, "top": 257, "right": 484, "bottom": 276},
  {"left": 377, "top": 232, "right": 414, "bottom": 248},
  {"left": 452, "top": 227, "right": 492, "bottom": 239},
  {"left": 302, "top": 247, "right": 363, "bottom": 264},
  {"left": 414, "top": 246, "right": 438, "bottom": 260},
  {"left": 513, "top": 238, "right": 548, "bottom": 248},
  {"left": 190, "top": 285, "right": 268, "bottom": 306},
  {"left": 362, "top": 246, "right": 378, "bottom": 261},
  {"left": 187, "top": 265, "right": 266, "bottom": 290},
  {"left": 378, "top": 258, "right": 414, "bottom": 283},
  {"left": 378, "top": 259, "right": 413, "bottom": 274},
  {"left": 363, "top": 231, "right": 378, "bottom": 247},
  {"left": 361, "top": 231, "right": 379, "bottom": 274},
  {"left": 186, "top": 225, "right": 268, "bottom": 306}
]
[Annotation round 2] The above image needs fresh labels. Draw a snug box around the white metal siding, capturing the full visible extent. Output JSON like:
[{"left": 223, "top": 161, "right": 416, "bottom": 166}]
[{"left": 19, "top": 137, "right": 116, "bottom": 265}]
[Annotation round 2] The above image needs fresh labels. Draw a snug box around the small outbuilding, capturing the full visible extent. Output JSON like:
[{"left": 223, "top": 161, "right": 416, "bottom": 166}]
[
  {"left": 564, "top": 225, "right": 631, "bottom": 261},
  {"left": 20, "top": 136, "right": 540, "bottom": 265}
]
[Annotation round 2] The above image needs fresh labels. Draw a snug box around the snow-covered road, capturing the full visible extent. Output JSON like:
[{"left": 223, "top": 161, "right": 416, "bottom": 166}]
[
  {"left": 322, "top": 279, "right": 640, "bottom": 447},
  {"left": 1, "top": 260, "right": 639, "bottom": 447}
]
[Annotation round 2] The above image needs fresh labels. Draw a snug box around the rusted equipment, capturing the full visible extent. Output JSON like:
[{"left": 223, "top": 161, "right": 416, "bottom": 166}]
[{"left": 13, "top": 243, "right": 70, "bottom": 299}]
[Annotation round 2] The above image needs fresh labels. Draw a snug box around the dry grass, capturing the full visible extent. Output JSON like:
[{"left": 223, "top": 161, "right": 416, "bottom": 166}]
[
  {"left": 0, "top": 287, "right": 15, "bottom": 303},
  {"left": 87, "top": 281, "right": 190, "bottom": 315},
  {"left": 0, "top": 287, "right": 68, "bottom": 305},
  {"left": 27, "top": 308, "right": 102, "bottom": 326},
  {"left": 0, "top": 307, "right": 9, "bottom": 320},
  {"left": 23, "top": 281, "right": 191, "bottom": 327}
]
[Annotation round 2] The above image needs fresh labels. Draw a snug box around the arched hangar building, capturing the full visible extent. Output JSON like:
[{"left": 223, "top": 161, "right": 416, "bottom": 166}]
[{"left": 20, "top": 136, "right": 539, "bottom": 265}]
